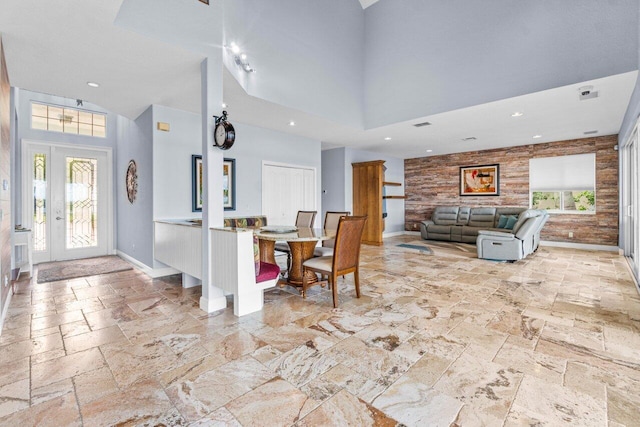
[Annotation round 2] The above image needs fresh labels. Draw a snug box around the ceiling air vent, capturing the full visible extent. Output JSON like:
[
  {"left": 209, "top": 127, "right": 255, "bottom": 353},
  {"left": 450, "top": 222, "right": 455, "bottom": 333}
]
[
  {"left": 584, "top": 130, "right": 598, "bottom": 135},
  {"left": 413, "top": 121, "right": 431, "bottom": 128},
  {"left": 461, "top": 137, "right": 477, "bottom": 141}
]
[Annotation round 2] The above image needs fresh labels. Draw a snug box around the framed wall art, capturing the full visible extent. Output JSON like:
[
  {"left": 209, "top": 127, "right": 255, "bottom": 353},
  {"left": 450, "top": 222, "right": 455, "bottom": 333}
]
[
  {"left": 460, "top": 164, "right": 500, "bottom": 196},
  {"left": 223, "top": 158, "right": 236, "bottom": 211},
  {"left": 192, "top": 155, "right": 203, "bottom": 212}
]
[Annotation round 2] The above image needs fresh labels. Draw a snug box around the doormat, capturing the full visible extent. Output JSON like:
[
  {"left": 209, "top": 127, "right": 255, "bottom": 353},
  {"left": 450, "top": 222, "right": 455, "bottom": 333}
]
[
  {"left": 37, "top": 255, "right": 133, "bottom": 283},
  {"left": 396, "top": 243, "right": 433, "bottom": 254}
]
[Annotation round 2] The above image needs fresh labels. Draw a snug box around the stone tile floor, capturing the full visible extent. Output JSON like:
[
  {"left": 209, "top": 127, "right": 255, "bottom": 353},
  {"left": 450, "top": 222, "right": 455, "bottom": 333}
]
[{"left": 0, "top": 235, "right": 639, "bottom": 426}]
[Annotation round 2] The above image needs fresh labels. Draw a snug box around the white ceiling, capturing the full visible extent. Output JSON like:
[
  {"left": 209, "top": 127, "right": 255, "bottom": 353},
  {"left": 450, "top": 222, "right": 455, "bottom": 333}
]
[{"left": 1, "top": 0, "right": 637, "bottom": 159}]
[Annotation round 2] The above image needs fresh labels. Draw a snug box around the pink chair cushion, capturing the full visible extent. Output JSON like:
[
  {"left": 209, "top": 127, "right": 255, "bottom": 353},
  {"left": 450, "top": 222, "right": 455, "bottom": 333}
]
[{"left": 256, "top": 262, "right": 280, "bottom": 283}]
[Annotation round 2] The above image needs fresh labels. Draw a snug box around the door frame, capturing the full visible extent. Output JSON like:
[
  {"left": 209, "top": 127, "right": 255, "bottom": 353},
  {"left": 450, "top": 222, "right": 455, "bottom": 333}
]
[
  {"left": 21, "top": 139, "right": 114, "bottom": 263},
  {"left": 621, "top": 118, "right": 640, "bottom": 284}
]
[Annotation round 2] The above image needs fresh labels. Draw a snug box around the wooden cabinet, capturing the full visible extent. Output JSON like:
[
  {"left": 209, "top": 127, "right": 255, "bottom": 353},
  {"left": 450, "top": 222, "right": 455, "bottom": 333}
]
[{"left": 352, "top": 160, "right": 385, "bottom": 245}]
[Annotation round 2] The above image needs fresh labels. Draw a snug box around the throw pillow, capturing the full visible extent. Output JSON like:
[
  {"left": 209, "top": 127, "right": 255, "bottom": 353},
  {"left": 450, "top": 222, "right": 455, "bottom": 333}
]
[
  {"left": 497, "top": 215, "right": 509, "bottom": 229},
  {"left": 505, "top": 215, "right": 518, "bottom": 230},
  {"left": 253, "top": 234, "right": 261, "bottom": 276}
]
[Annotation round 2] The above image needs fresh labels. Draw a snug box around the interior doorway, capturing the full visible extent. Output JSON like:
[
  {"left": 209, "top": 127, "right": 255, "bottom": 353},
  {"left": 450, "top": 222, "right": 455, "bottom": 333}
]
[{"left": 22, "top": 141, "right": 113, "bottom": 263}]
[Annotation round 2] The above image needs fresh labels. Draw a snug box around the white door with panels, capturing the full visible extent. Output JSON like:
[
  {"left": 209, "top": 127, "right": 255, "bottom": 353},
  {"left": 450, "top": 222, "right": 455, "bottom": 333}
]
[
  {"left": 23, "top": 141, "right": 113, "bottom": 263},
  {"left": 262, "top": 163, "right": 316, "bottom": 226}
]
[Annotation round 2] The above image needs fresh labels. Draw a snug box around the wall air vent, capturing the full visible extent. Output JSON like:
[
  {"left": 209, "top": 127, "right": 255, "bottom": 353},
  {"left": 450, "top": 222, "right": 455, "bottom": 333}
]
[
  {"left": 584, "top": 130, "right": 598, "bottom": 135},
  {"left": 461, "top": 137, "right": 477, "bottom": 141},
  {"left": 413, "top": 121, "right": 431, "bottom": 127},
  {"left": 578, "top": 86, "right": 598, "bottom": 101}
]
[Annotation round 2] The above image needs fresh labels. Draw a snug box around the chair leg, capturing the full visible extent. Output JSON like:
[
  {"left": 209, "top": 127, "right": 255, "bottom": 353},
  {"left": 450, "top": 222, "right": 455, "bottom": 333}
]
[
  {"left": 301, "top": 268, "right": 307, "bottom": 299},
  {"left": 354, "top": 267, "right": 361, "bottom": 299},
  {"left": 331, "top": 273, "right": 338, "bottom": 308}
]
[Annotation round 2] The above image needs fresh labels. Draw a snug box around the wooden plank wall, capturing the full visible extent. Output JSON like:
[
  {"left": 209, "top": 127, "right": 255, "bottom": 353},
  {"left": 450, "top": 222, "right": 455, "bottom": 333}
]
[{"left": 405, "top": 135, "right": 619, "bottom": 246}]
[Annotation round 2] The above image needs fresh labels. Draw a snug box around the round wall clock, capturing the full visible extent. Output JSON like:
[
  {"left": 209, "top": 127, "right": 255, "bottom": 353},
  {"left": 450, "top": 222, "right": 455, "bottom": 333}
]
[
  {"left": 126, "top": 160, "right": 138, "bottom": 204},
  {"left": 213, "top": 111, "right": 235, "bottom": 150}
]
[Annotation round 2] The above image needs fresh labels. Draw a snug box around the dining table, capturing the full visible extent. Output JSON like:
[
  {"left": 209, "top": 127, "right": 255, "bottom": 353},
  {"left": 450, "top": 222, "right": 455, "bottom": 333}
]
[{"left": 254, "top": 227, "right": 336, "bottom": 292}]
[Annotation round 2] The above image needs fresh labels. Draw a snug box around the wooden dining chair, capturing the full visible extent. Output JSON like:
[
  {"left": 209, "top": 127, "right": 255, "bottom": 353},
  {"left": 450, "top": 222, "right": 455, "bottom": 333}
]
[
  {"left": 275, "top": 210, "right": 317, "bottom": 271},
  {"left": 313, "top": 211, "right": 350, "bottom": 257},
  {"left": 301, "top": 215, "right": 367, "bottom": 308}
]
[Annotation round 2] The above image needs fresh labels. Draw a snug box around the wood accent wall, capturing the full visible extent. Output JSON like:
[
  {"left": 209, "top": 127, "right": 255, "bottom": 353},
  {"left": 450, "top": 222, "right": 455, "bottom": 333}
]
[
  {"left": 0, "top": 38, "right": 11, "bottom": 313},
  {"left": 405, "top": 135, "right": 619, "bottom": 246}
]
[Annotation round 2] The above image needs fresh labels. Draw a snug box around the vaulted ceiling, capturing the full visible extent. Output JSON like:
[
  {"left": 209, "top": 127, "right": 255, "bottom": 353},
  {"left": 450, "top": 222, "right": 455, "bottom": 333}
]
[{"left": 1, "top": 0, "right": 638, "bottom": 158}]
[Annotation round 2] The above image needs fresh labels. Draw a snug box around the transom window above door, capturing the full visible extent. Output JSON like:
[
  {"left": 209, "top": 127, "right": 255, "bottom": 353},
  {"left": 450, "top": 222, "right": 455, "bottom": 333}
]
[{"left": 31, "top": 102, "right": 106, "bottom": 138}]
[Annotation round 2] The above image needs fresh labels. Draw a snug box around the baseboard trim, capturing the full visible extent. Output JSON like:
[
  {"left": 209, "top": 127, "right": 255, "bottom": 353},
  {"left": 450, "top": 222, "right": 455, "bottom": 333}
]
[
  {"left": 116, "top": 251, "right": 180, "bottom": 278},
  {"left": 0, "top": 289, "right": 13, "bottom": 338},
  {"left": 383, "top": 231, "right": 407, "bottom": 238},
  {"left": 540, "top": 240, "right": 620, "bottom": 252},
  {"left": 402, "top": 231, "right": 422, "bottom": 237}
]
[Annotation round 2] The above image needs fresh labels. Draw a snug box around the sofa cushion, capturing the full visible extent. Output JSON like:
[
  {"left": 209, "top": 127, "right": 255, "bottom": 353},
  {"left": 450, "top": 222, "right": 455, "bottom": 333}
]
[
  {"left": 432, "top": 207, "right": 459, "bottom": 225},
  {"left": 497, "top": 215, "right": 509, "bottom": 228},
  {"left": 467, "top": 207, "right": 496, "bottom": 228},
  {"left": 256, "top": 262, "right": 280, "bottom": 283},
  {"left": 504, "top": 215, "right": 518, "bottom": 230},
  {"left": 427, "top": 224, "right": 453, "bottom": 235},
  {"left": 511, "top": 209, "right": 542, "bottom": 234},
  {"left": 457, "top": 207, "right": 471, "bottom": 225}
]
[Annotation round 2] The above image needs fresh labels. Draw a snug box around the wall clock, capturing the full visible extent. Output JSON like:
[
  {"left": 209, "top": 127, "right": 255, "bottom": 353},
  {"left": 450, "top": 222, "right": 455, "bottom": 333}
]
[
  {"left": 126, "top": 159, "right": 138, "bottom": 204},
  {"left": 213, "top": 110, "right": 235, "bottom": 150}
]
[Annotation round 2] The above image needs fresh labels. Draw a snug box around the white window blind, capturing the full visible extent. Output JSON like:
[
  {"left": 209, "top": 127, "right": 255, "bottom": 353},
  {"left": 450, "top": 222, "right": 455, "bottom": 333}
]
[{"left": 529, "top": 153, "right": 595, "bottom": 191}]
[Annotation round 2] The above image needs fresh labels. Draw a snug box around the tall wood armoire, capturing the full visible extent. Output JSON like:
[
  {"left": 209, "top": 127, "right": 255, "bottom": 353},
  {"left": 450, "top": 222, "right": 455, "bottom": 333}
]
[{"left": 352, "top": 160, "right": 385, "bottom": 245}]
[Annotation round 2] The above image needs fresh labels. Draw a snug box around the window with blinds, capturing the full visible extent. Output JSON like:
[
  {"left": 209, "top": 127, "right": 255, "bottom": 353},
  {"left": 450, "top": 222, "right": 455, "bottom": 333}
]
[{"left": 529, "top": 153, "right": 596, "bottom": 213}]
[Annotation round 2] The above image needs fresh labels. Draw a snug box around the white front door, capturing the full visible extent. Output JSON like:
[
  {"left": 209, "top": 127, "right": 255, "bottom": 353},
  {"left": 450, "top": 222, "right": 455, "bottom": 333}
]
[{"left": 23, "top": 142, "right": 112, "bottom": 263}]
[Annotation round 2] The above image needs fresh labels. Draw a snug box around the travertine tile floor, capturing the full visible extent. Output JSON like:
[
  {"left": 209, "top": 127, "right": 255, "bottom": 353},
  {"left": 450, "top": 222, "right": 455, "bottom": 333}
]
[{"left": 1, "top": 235, "right": 639, "bottom": 426}]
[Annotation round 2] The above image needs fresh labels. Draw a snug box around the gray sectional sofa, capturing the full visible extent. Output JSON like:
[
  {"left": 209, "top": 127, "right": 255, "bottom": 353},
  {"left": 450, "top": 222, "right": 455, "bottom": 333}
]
[
  {"left": 419, "top": 206, "right": 549, "bottom": 261},
  {"left": 420, "top": 206, "right": 528, "bottom": 243}
]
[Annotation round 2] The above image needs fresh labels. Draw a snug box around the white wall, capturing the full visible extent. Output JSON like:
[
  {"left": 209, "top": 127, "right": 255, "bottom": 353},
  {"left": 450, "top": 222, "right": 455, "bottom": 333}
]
[
  {"left": 220, "top": 122, "right": 322, "bottom": 219},
  {"left": 364, "top": 0, "right": 639, "bottom": 128},
  {"left": 322, "top": 147, "right": 405, "bottom": 235},
  {"left": 152, "top": 104, "right": 202, "bottom": 220},
  {"left": 222, "top": 0, "right": 365, "bottom": 129},
  {"left": 116, "top": 107, "right": 154, "bottom": 267}
]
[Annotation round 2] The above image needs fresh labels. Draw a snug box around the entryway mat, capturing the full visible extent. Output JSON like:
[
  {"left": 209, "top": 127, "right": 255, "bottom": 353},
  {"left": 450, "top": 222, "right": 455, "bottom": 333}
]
[{"left": 37, "top": 255, "right": 133, "bottom": 283}]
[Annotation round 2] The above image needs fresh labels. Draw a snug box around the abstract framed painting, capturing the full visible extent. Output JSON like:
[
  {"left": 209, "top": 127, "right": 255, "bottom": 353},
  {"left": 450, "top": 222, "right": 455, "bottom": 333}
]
[{"left": 460, "top": 164, "right": 500, "bottom": 196}]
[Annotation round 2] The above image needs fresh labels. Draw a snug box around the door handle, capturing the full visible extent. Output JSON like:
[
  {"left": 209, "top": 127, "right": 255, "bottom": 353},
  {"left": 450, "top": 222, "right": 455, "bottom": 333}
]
[{"left": 56, "top": 216, "right": 63, "bottom": 220}]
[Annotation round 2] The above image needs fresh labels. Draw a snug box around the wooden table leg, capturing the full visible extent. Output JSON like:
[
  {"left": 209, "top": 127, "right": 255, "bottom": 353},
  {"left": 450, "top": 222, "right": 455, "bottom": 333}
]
[
  {"left": 286, "top": 240, "right": 319, "bottom": 288},
  {"left": 258, "top": 239, "right": 276, "bottom": 264}
]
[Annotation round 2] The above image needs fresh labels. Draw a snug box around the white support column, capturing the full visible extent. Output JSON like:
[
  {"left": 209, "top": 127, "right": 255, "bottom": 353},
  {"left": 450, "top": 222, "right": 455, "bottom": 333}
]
[{"left": 200, "top": 55, "right": 226, "bottom": 313}]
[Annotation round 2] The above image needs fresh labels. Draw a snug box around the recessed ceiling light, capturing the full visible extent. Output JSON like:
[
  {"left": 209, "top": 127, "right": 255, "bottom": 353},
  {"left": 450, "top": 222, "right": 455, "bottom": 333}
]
[
  {"left": 384, "top": 137, "right": 392, "bottom": 141},
  {"left": 289, "top": 121, "right": 296, "bottom": 126},
  {"left": 87, "top": 82, "right": 99, "bottom": 88},
  {"left": 230, "top": 43, "right": 240, "bottom": 54},
  {"left": 426, "top": 149, "right": 433, "bottom": 153},
  {"left": 240, "top": 53, "right": 247, "bottom": 60},
  {"left": 222, "top": 102, "right": 227, "bottom": 108},
  {"left": 511, "top": 112, "right": 523, "bottom": 117},
  {"left": 533, "top": 135, "right": 542, "bottom": 139}
]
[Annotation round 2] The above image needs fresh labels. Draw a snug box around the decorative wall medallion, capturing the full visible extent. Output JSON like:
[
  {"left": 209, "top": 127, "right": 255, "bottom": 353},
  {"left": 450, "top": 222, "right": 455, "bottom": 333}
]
[{"left": 126, "top": 160, "right": 138, "bottom": 203}]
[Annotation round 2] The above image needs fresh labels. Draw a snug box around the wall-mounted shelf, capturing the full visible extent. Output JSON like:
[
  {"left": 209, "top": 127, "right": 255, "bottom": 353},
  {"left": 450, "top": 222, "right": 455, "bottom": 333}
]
[
  {"left": 383, "top": 195, "right": 406, "bottom": 199},
  {"left": 383, "top": 181, "right": 402, "bottom": 186}
]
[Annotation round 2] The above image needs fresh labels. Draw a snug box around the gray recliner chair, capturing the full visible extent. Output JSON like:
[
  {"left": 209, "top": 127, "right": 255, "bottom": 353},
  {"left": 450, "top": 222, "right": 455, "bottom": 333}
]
[{"left": 476, "top": 210, "right": 548, "bottom": 261}]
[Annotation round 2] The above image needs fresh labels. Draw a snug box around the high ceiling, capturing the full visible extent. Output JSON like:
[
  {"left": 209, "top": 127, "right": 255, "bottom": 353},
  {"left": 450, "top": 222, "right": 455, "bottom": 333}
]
[{"left": 0, "top": 0, "right": 637, "bottom": 159}]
